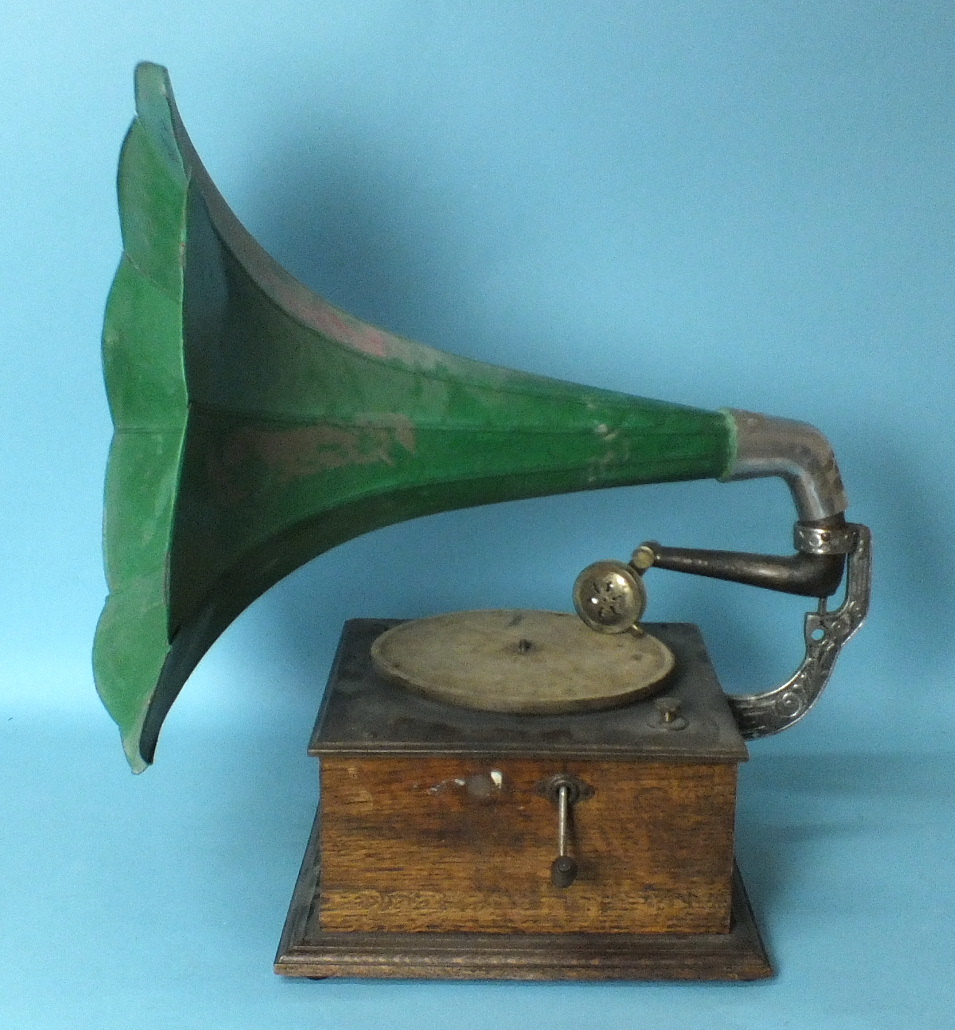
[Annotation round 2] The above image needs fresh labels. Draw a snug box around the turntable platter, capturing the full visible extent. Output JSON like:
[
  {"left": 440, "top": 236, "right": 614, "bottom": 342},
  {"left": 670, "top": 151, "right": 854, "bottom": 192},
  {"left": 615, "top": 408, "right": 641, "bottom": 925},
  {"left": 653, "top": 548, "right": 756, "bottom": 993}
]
[{"left": 370, "top": 609, "right": 675, "bottom": 715}]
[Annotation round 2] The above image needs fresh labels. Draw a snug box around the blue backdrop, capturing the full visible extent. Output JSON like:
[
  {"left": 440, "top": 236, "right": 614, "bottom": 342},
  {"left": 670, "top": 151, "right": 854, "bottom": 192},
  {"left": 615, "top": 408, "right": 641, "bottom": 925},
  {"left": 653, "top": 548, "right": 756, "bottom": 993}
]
[{"left": 1, "top": 3, "right": 952, "bottom": 1028}]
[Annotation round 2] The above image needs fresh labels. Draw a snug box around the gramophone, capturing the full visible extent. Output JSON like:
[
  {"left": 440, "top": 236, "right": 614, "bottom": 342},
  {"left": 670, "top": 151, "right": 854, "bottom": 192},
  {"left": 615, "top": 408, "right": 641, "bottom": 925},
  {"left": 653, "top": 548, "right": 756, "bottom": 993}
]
[{"left": 94, "top": 64, "right": 871, "bottom": 981}]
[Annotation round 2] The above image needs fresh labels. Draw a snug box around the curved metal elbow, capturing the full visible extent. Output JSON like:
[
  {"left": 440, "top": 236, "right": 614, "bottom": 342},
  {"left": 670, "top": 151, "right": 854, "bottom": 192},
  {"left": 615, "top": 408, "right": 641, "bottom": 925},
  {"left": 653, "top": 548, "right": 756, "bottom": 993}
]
[{"left": 721, "top": 408, "right": 849, "bottom": 523}]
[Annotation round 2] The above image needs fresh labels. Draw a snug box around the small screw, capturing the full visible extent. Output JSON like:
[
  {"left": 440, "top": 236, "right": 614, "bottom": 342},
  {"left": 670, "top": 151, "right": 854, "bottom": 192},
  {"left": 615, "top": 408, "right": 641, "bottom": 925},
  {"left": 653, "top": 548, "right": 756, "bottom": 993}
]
[
  {"left": 631, "top": 542, "right": 658, "bottom": 571},
  {"left": 656, "top": 696, "right": 682, "bottom": 722},
  {"left": 652, "top": 696, "right": 687, "bottom": 731}
]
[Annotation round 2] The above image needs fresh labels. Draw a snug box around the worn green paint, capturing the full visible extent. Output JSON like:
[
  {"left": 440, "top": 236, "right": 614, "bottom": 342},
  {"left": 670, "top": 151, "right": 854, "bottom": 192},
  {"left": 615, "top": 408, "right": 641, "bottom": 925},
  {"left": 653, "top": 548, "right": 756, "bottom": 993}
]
[{"left": 95, "top": 64, "right": 736, "bottom": 771}]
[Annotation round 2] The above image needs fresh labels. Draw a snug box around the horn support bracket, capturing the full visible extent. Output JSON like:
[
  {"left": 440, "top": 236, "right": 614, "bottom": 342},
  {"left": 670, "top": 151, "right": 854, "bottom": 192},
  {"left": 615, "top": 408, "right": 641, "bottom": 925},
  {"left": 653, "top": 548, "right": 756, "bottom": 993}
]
[{"left": 625, "top": 522, "right": 871, "bottom": 739}]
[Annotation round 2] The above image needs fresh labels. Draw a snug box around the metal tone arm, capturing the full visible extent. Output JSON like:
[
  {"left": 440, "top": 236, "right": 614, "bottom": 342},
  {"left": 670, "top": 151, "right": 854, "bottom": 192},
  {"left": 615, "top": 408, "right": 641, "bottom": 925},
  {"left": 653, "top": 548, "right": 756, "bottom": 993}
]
[
  {"left": 633, "top": 523, "right": 871, "bottom": 739},
  {"left": 644, "top": 535, "right": 845, "bottom": 598},
  {"left": 574, "top": 411, "right": 870, "bottom": 738},
  {"left": 638, "top": 515, "right": 858, "bottom": 598}
]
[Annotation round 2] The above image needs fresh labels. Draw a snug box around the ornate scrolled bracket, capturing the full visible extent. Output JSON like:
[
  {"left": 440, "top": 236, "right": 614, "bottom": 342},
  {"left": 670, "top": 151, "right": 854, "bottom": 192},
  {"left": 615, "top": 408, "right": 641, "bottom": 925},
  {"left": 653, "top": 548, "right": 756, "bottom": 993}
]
[
  {"left": 575, "top": 522, "right": 871, "bottom": 738},
  {"left": 727, "top": 523, "right": 871, "bottom": 739}
]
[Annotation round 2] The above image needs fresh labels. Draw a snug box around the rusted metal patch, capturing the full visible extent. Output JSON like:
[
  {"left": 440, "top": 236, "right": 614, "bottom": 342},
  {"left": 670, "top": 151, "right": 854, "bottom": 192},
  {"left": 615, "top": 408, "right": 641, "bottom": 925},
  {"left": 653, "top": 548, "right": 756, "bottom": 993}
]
[{"left": 208, "top": 415, "right": 417, "bottom": 502}]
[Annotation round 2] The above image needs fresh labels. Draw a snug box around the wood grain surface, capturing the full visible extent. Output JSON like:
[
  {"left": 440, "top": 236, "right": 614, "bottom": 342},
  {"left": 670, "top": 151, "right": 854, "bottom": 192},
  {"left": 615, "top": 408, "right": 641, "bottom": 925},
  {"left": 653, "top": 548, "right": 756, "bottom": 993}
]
[{"left": 319, "top": 756, "right": 737, "bottom": 934}]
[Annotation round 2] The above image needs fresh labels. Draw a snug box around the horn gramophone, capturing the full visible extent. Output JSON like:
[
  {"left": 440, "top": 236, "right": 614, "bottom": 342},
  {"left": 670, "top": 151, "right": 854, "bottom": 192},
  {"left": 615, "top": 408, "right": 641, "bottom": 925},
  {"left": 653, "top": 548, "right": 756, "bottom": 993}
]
[{"left": 94, "top": 64, "right": 870, "bottom": 981}]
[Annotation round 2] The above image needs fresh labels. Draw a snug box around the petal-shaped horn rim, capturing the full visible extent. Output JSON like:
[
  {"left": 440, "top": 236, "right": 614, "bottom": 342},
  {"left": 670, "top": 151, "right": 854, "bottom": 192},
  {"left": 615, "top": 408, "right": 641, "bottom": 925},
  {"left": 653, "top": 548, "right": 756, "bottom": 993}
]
[{"left": 95, "top": 64, "right": 190, "bottom": 772}]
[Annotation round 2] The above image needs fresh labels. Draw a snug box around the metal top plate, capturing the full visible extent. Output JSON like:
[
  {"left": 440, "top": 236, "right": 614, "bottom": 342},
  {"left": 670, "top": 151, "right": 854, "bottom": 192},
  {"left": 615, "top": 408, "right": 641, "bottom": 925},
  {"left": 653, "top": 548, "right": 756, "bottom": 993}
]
[
  {"left": 370, "top": 610, "right": 674, "bottom": 715},
  {"left": 311, "top": 618, "right": 748, "bottom": 763}
]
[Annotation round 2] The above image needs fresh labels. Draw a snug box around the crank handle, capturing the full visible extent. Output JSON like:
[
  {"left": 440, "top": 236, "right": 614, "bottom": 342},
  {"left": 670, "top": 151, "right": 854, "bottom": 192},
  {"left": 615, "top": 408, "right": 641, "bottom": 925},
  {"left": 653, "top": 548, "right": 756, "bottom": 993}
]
[{"left": 537, "top": 774, "right": 594, "bottom": 888}]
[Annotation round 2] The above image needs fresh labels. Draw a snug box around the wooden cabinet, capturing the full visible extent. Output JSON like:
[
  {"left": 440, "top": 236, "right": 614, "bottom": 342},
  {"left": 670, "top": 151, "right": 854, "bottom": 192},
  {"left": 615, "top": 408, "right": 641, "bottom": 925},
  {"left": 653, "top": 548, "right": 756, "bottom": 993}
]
[{"left": 275, "top": 619, "right": 771, "bottom": 980}]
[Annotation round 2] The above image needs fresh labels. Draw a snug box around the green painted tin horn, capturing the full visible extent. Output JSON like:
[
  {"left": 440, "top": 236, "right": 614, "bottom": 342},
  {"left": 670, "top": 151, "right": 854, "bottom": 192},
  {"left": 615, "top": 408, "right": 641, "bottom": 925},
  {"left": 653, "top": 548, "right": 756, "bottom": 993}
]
[{"left": 95, "top": 64, "right": 870, "bottom": 772}]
